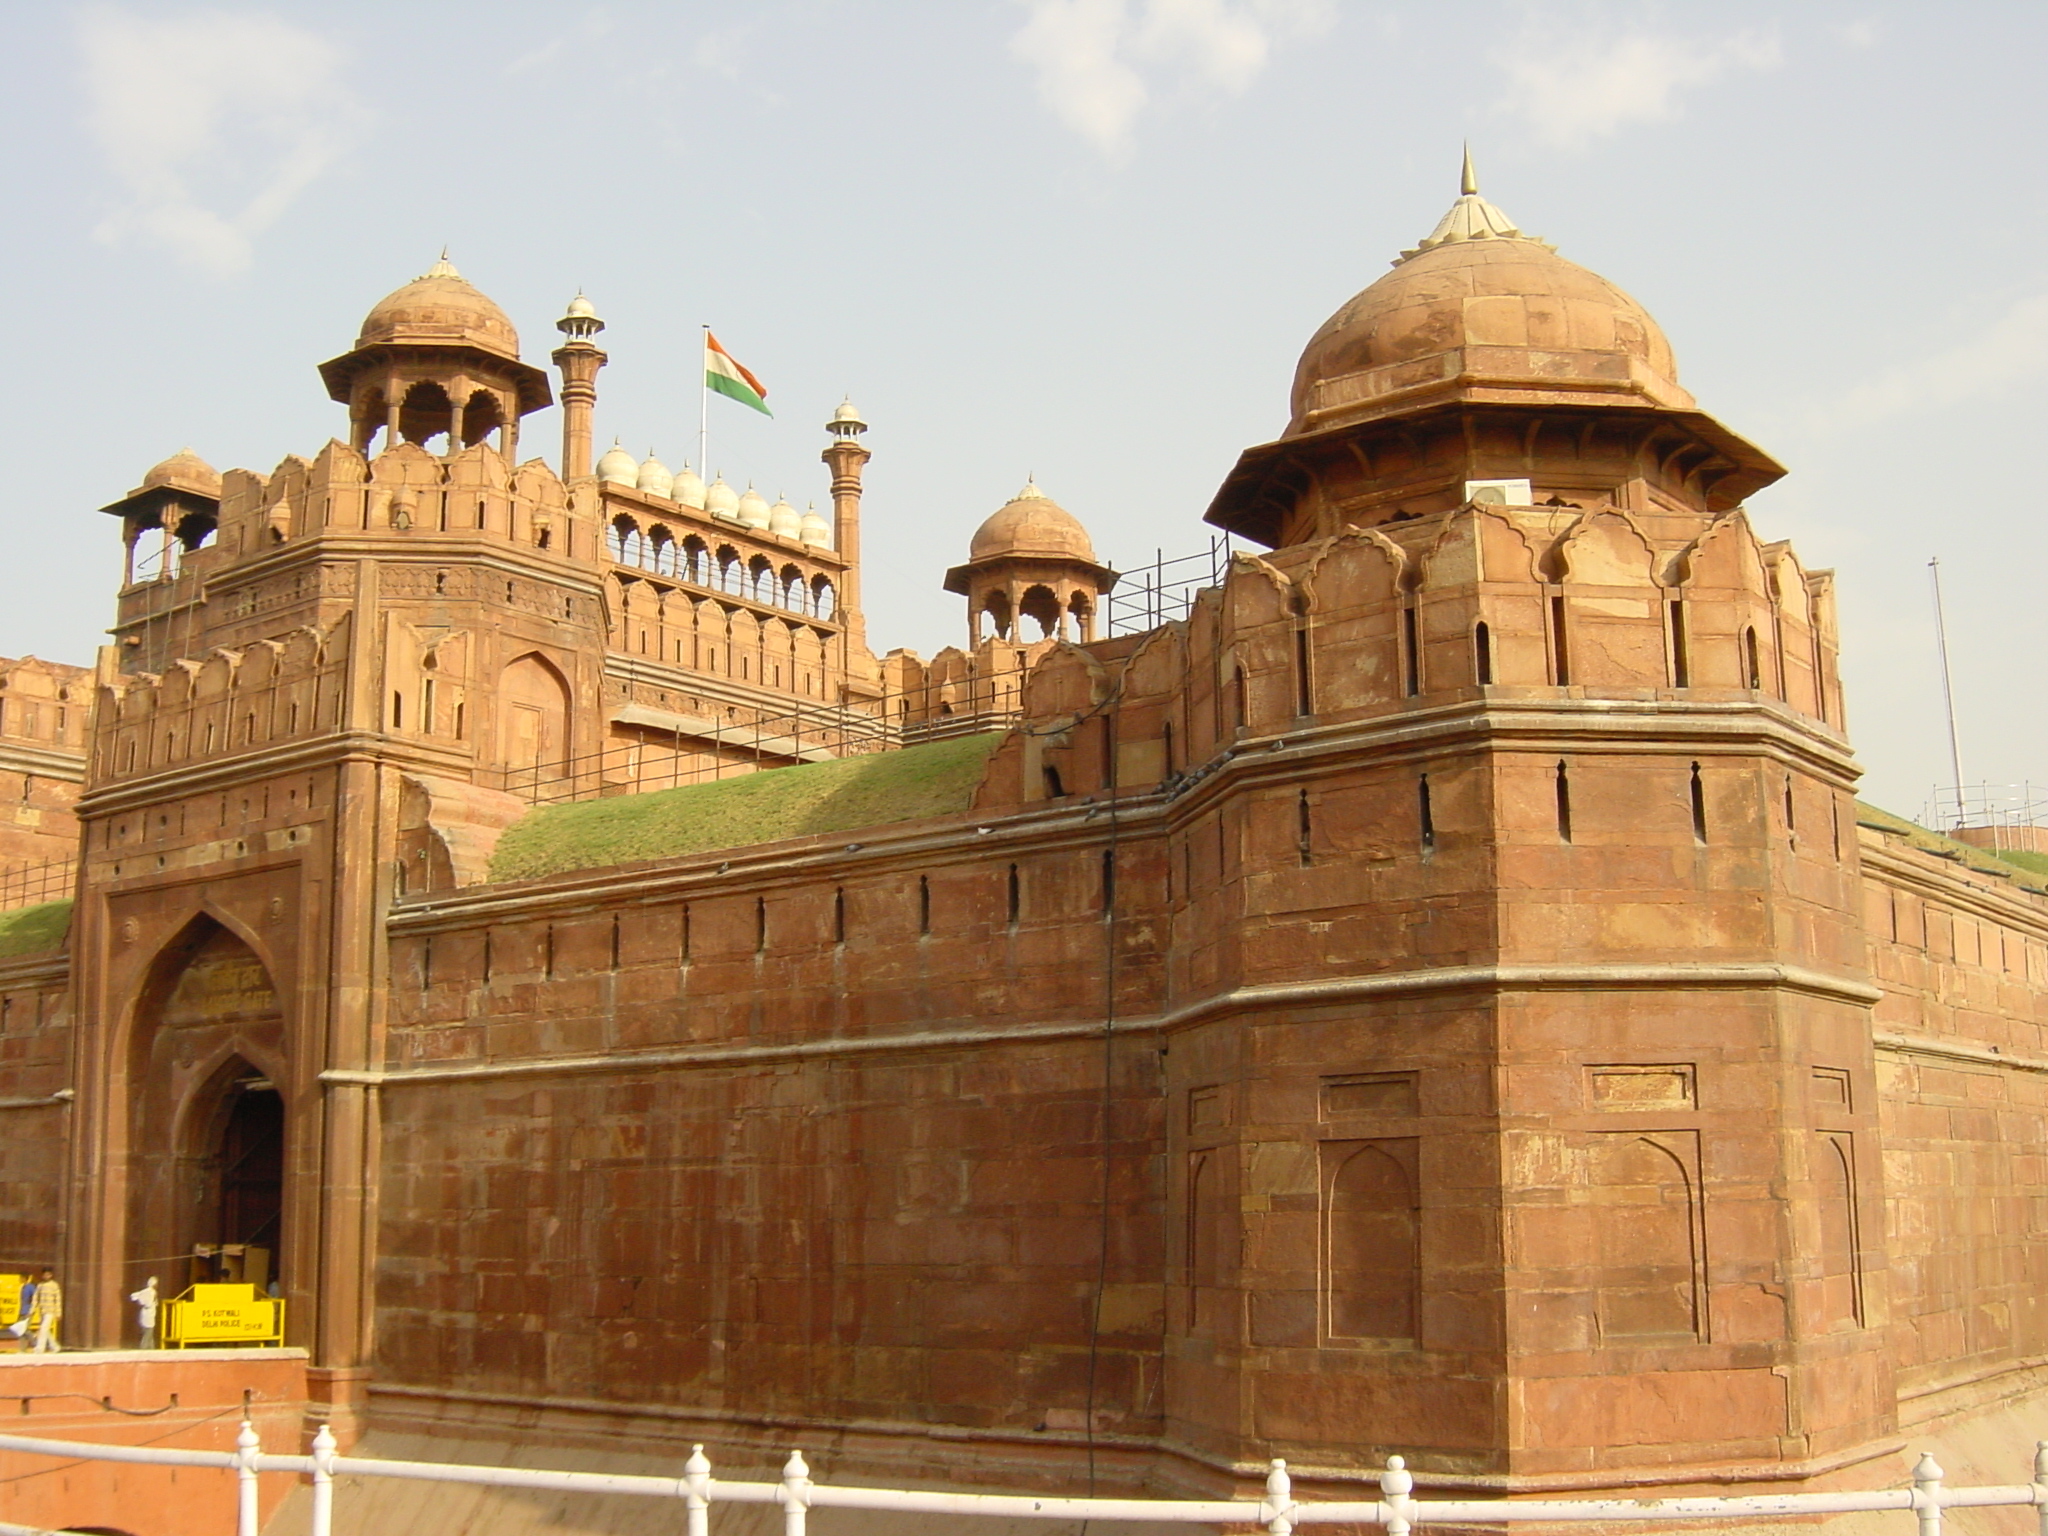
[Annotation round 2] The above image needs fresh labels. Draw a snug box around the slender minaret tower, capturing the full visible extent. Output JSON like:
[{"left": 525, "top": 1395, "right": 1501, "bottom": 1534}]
[
  {"left": 822, "top": 398, "right": 870, "bottom": 654},
  {"left": 552, "top": 293, "right": 607, "bottom": 480}
]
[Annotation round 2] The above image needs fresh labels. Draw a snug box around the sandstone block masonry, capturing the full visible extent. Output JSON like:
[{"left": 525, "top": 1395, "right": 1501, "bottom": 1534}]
[{"left": 1, "top": 171, "right": 2045, "bottom": 1504}]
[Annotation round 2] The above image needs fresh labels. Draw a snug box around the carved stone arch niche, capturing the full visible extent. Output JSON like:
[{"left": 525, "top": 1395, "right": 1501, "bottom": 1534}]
[
  {"left": 122, "top": 913, "right": 289, "bottom": 1296},
  {"left": 498, "top": 651, "right": 573, "bottom": 778}
]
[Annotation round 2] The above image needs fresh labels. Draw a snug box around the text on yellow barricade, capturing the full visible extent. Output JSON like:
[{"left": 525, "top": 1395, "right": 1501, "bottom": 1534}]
[{"left": 163, "top": 1283, "right": 284, "bottom": 1347}]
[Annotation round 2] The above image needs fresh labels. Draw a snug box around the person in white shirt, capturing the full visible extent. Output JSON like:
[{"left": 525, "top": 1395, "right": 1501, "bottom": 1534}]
[
  {"left": 130, "top": 1276, "right": 159, "bottom": 1350},
  {"left": 26, "top": 1269, "right": 60, "bottom": 1353}
]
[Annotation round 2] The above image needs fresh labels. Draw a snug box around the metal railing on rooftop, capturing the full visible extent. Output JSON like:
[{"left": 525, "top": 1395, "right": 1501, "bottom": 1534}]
[
  {"left": 0, "top": 1421, "right": 2030, "bottom": 1536},
  {"left": 1106, "top": 535, "right": 1237, "bottom": 637},
  {"left": 0, "top": 860, "right": 71, "bottom": 913}
]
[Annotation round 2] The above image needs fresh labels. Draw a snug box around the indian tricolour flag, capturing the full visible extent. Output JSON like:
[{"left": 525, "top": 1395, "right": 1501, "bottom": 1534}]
[{"left": 705, "top": 331, "right": 771, "bottom": 416}]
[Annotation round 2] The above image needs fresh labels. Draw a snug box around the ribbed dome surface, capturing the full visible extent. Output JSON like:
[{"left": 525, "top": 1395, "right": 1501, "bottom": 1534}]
[
  {"left": 357, "top": 258, "right": 520, "bottom": 360},
  {"left": 1287, "top": 232, "right": 1691, "bottom": 436},
  {"left": 968, "top": 481, "right": 1098, "bottom": 564},
  {"left": 140, "top": 448, "right": 221, "bottom": 496}
]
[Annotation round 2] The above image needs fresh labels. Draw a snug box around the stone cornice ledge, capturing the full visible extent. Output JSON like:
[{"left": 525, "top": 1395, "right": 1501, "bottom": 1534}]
[
  {"left": 1874, "top": 1029, "right": 2048, "bottom": 1075},
  {"left": 330, "top": 961, "right": 1879, "bottom": 1087}
]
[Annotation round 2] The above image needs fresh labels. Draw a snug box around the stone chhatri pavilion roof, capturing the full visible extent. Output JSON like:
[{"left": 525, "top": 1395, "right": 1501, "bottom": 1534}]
[
  {"left": 966, "top": 479, "right": 1100, "bottom": 565},
  {"left": 356, "top": 251, "right": 522, "bottom": 361},
  {"left": 1286, "top": 152, "right": 1691, "bottom": 439},
  {"left": 100, "top": 447, "right": 224, "bottom": 517},
  {"left": 1203, "top": 152, "right": 1786, "bottom": 543}
]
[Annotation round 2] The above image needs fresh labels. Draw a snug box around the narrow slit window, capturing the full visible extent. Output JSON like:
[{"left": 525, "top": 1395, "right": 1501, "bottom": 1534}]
[
  {"left": 1232, "top": 665, "right": 1248, "bottom": 733},
  {"left": 1298, "top": 788, "right": 1314, "bottom": 867},
  {"left": 390, "top": 692, "right": 404, "bottom": 730},
  {"left": 543, "top": 925, "right": 555, "bottom": 978},
  {"left": 1690, "top": 762, "right": 1708, "bottom": 844},
  {"left": 1474, "top": 621, "right": 1493, "bottom": 686},
  {"left": 917, "top": 876, "right": 931, "bottom": 935},
  {"left": 1101, "top": 847, "right": 1117, "bottom": 915},
  {"left": 1555, "top": 761, "right": 1573, "bottom": 843},
  {"left": 1044, "top": 764, "right": 1066, "bottom": 799},
  {"left": 1785, "top": 777, "right": 1797, "bottom": 848},
  {"left": 756, "top": 896, "right": 768, "bottom": 953},
  {"left": 1419, "top": 774, "right": 1435, "bottom": 856},
  {"left": 1006, "top": 864, "right": 1020, "bottom": 928},
  {"left": 1402, "top": 605, "right": 1421, "bottom": 697},
  {"left": 681, "top": 904, "right": 692, "bottom": 965},
  {"left": 1550, "top": 595, "right": 1571, "bottom": 685},
  {"left": 1745, "top": 626, "right": 1763, "bottom": 690},
  {"left": 1670, "top": 600, "right": 1690, "bottom": 688},
  {"left": 608, "top": 915, "right": 621, "bottom": 971},
  {"left": 1295, "top": 624, "right": 1315, "bottom": 715},
  {"left": 422, "top": 678, "right": 437, "bottom": 736},
  {"left": 834, "top": 887, "right": 846, "bottom": 945}
]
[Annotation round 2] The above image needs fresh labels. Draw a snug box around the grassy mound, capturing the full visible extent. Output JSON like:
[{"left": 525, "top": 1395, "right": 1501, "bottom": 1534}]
[
  {"left": 1855, "top": 803, "right": 2048, "bottom": 894},
  {"left": 0, "top": 900, "right": 72, "bottom": 958},
  {"left": 490, "top": 733, "right": 1003, "bottom": 883}
]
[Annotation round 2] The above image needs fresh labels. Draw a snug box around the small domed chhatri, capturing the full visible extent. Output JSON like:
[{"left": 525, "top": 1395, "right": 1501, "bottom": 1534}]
[
  {"left": 596, "top": 441, "right": 639, "bottom": 486},
  {"left": 357, "top": 251, "right": 523, "bottom": 361},
  {"left": 139, "top": 448, "right": 222, "bottom": 499},
  {"left": 1286, "top": 150, "right": 1691, "bottom": 439},
  {"left": 967, "top": 478, "right": 1099, "bottom": 565}
]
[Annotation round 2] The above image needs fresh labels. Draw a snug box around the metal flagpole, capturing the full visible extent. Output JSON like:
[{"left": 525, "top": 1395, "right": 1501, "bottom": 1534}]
[
  {"left": 1929, "top": 556, "right": 1967, "bottom": 826},
  {"left": 700, "top": 324, "right": 710, "bottom": 486}
]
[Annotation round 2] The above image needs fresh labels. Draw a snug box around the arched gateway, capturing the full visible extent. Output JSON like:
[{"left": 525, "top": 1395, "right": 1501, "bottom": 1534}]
[{"left": 124, "top": 918, "right": 288, "bottom": 1295}]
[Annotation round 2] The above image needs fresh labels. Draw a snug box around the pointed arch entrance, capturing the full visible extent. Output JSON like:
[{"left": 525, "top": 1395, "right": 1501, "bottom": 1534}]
[{"left": 125, "top": 917, "right": 289, "bottom": 1294}]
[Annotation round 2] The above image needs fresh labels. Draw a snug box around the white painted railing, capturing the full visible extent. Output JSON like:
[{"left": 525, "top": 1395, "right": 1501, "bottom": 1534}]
[{"left": 0, "top": 1423, "right": 2043, "bottom": 1536}]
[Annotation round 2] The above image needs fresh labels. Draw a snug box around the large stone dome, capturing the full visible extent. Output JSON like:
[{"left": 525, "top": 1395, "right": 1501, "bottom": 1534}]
[
  {"left": 968, "top": 480, "right": 1098, "bottom": 564},
  {"left": 1286, "top": 176, "right": 1693, "bottom": 438},
  {"left": 356, "top": 254, "right": 520, "bottom": 361}
]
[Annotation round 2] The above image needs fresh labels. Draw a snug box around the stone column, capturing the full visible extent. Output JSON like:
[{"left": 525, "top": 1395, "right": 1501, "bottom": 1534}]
[
  {"left": 821, "top": 437, "right": 870, "bottom": 657},
  {"left": 552, "top": 342, "right": 607, "bottom": 481}
]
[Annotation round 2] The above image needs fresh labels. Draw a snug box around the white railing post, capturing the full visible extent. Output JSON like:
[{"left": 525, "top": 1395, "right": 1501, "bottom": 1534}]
[
  {"left": 309, "top": 1423, "right": 337, "bottom": 1536},
  {"left": 1914, "top": 1452, "right": 1945, "bottom": 1536},
  {"left": 1382, "top": 1454, "right": 1415, "bottom": 1536},
  {"left": 234, "top": 1419, "right": 260, "bottom": 1536},
  {"left": 780, "top": 1449, "right": 812, "bottom": 1536},
  {"left": 684, "top": 1443, "right": 712, "bottom": 1536},
  {"left": 2034, "top": 1441, "right": 2048, "bottom": 1536},
  {"left": 1261, "top": 1458, "right": 1294, "bottom": 1536}
]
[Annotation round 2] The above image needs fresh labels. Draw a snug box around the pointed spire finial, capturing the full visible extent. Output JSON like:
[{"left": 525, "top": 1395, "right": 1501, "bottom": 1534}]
[
  {"left": 425, "top": 247, "right": 459, "bottom": 278},
  {"left": 1460, "top": 143, "right": 1478, "bottom": 198}
]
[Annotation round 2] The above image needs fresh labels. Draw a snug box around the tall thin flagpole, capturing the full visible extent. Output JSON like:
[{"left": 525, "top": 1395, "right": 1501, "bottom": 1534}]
[
  {"left": 1929, "top": 556, "right": 1967, "bottom": 825},
  {"left": 700, "top": 324, "right": 712, "bottom": 484}
]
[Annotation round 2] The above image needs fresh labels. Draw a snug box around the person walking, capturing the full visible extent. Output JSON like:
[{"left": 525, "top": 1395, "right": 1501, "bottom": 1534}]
[
  {"left": 129, "top": 1276, "right": 158, "bottom": 1350},
  {"left": 26, "top": 1269, "right": 60, "bottom": 1353}
]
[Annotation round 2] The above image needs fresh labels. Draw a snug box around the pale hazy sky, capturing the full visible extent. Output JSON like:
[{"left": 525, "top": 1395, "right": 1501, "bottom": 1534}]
[{"left": 2, "top": 2, "right": 2042, "bottom": 817}]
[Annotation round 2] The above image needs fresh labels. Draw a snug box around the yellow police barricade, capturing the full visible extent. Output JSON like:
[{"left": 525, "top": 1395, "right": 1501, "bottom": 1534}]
[
  {"left": 0, "top": 1275, "right": 22, "bottom": 1330},
  {"left": 163, "top": 1283, "right": 285, "bottom": 1348}
]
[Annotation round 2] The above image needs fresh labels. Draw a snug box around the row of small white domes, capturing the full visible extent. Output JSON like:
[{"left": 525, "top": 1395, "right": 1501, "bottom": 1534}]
[{"left": 596, "top": 441, "right": 831, "bottom": 546}]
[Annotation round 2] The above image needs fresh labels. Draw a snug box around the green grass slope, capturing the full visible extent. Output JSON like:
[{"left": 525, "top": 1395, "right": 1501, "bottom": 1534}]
[
  {"left": 0, "top": 900, "right": 72, "bottom": 958},
  {"left": 490, "top": 733, "right": 1003, "bottom": 883},
  {"left": 1856, "top": 803, "right": 2048, "bottom": 894}
]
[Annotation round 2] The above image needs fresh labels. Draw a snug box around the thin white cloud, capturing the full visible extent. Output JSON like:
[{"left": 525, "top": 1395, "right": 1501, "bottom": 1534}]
[
  {"left": 1011, "top": 0, "right": 1331, "bottom": 159},
  {"left": 1494, "top": 24, "right": 1782, "bottom": 151},
  {"left": 1806, "top": 290, "right": 2048, "bottom": 435},
  {"left": 78, "top": 7, "right": 365, "bottom": 277}
]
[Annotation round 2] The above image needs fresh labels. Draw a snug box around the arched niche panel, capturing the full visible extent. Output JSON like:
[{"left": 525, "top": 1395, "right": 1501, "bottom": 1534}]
[{"left": 1323, "top": 1138, "right": 1419, "bottom": 1343}]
